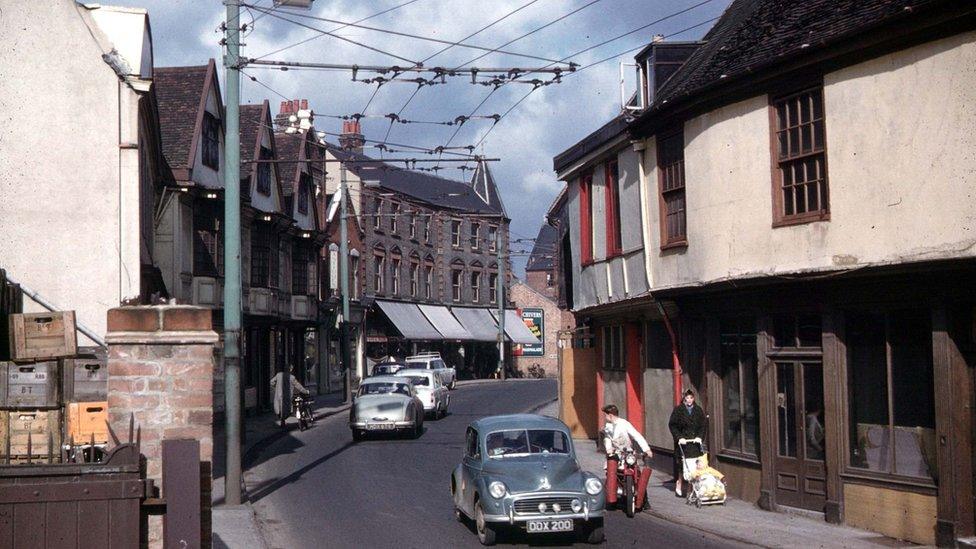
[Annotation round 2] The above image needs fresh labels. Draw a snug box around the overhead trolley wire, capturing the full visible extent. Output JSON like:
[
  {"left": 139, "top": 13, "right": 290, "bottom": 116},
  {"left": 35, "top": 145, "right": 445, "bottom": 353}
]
[{"left": 251, "top": 0, "right": 424, "bottom": 61}]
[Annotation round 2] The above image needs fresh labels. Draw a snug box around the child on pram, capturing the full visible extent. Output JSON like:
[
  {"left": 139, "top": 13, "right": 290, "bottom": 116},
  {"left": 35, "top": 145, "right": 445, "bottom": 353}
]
[{"left": 679, "top": 439, "right": 727, "bottom": 506}]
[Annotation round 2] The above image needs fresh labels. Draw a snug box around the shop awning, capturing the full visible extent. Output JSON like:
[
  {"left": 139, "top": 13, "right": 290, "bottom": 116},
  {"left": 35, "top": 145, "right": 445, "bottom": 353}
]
[
  {"left": 375, "top": 300, "right": 441, "bottom": 340},
  {"left": 492, "top": 309, "right": 541, "bottom": 345},
  {"left": 418, "top": 304, "right": 473, "bottom": 341},
  {"left": 450, "top": 307, "right": 501, "bottom": 342}
]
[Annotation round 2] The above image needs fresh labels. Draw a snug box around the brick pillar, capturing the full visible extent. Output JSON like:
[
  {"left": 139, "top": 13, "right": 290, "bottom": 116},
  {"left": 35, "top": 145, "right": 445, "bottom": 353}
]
[{"left": 106, "top": 305, "right": 218, "bottom": 548}]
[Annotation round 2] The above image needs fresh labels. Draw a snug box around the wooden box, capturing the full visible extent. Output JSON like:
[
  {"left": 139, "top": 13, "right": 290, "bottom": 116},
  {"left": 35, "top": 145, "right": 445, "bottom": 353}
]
[
  {"left": 1, "top": 360, "right": 59, "bottom": 408},
  {"left": 0, "top": 409, "right": 62, "bottom": 464},
  {"left": 66, "top": 401, "right": 109, "bottom": 445},
  {"left": 8, "top": 311, "right": 77, "bottom": 360},
  {"left": 62, "top": 355, "right": 108, "bottom": 402}
]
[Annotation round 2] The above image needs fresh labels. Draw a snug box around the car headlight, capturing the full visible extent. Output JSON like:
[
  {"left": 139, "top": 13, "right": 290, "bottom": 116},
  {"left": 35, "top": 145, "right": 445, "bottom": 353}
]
[
  {"left": 585, "top": 477, "right": 602, "bottom": 495},
  {"left": 571, "top": 499, "right": 582, "bottom": 512},
  {"left": 625, "top": 454, "right": 637, "bottom": 466},
  {"left": 488, "top": 481, "right": 507, "bottom": 499}
]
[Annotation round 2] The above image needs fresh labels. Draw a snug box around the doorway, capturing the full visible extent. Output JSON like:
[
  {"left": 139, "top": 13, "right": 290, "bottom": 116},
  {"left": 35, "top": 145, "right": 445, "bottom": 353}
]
[{"left": 774, "top": 360, "right": 826, "bottom": 511}]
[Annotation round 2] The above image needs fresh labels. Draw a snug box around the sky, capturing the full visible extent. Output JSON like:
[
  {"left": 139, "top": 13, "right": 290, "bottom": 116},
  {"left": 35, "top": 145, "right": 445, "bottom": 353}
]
[{"left": 125, "top": 0, "right": 731, "bottom": 275}]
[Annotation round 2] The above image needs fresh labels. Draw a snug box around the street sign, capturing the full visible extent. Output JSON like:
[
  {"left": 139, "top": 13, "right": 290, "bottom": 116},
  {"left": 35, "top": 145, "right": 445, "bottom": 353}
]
[{"left": 521, "top": 308, "right": 544, "bottom": 357}]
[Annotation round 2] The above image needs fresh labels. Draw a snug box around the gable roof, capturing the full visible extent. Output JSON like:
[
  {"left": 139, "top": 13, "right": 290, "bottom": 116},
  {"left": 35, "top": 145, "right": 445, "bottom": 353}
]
[
  {"left": 469, "top": 160, "right": 507, "bottom": 217},
  {"left": 552, "top": 114, "right": 629, "bottom": 175},
  {"left": 155, "top": 60, "right": 220, "bottom": 178},
  {"left": 327, "top": 144, "right": 506, "bottom": 216},
  {"left": 526, "top": 223, "right": 558, "bottom": 272},
  {"left": 633, "top": 0, "right": 968, "bottom": 134},
  {"left": 273, "top": 129, "right": 309, "bottom": 190},
  {"left": 239, "top": 103, "right": 266, "bottom": 180}
]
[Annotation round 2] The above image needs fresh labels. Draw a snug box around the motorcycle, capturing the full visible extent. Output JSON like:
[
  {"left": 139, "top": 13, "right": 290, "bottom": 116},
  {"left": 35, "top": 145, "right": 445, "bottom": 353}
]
[
  {"left": 608, "top": 449, "right": 646, "bottom": 518},
  {"left": 293, "top": 394, "right": 314, "bottom": 431}
]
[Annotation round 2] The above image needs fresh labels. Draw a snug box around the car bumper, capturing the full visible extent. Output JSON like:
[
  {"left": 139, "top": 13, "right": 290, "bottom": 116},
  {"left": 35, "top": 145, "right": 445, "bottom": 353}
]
[
  {"left": 479, "top": 493, "right": 605, "bottom": 525},
  {"left": 348, "top": 420, "right": 415, "bottom": 429}
]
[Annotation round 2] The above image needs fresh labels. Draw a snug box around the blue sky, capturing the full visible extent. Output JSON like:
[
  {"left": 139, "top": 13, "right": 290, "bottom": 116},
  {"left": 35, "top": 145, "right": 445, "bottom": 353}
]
[{"left": 126, "top": 0, "right": 730, "bottom": 275}]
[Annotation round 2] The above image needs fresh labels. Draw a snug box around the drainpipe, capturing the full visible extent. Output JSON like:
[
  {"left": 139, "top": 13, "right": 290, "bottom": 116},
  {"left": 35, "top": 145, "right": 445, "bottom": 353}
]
[{"left": 656, "top": 301, "right": 682, "bottom": 406}]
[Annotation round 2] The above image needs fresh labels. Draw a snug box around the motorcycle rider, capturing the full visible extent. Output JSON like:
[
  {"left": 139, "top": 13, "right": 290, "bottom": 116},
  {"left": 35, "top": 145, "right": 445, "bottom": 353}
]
[
  {"left": 270, "top": 365, "right": 310, "bottom": 427},
  {"left": 602, "top": 404, "right": 653, "bottom": 510}
]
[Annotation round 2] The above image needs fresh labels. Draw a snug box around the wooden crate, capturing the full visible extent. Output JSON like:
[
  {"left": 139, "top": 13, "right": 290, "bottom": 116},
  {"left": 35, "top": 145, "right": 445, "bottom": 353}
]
[
  {"left": 0, "top": 409, "right": 62, "bottom": 464},
  {"left": 1, "top": 360, "right": 59, "bottom": 408},
  {"left": 66, "top": 401, "right": 109, "bottom": 445},
  {"left": 62, "top": 355, "right": 107, "bottom": 402},
  {"left": 8, "top": 311, "right": 77, "bottom": 360}
]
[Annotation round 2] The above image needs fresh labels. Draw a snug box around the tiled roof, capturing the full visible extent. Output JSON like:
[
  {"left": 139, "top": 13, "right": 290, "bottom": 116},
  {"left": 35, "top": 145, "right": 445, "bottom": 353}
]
[
  {"left": 239, "top": 104, "right": 266, "bottom": 180},
  {"left": 154, "top": 63, "right": 209, "bottom": 172},
  {"left": 526, "top": 223, "right": 558, "bottom": 272},
  {"left": 648, "top": 0, "right": 951, "bottom": 116},
  {"left": 327, "top": 144, "right": 506, "bottom": 216},
  {"left": 274, "top": 130, "right": 307, "bottom": 191}
]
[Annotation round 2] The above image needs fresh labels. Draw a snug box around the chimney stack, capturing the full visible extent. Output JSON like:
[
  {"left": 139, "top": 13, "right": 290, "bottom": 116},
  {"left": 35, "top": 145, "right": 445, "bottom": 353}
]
[
  {"left": 339, "top": 120, "right": 365, "bottom": 154},
  {"left": 275, "top": 98, "right": 314, "bottom": 133}
]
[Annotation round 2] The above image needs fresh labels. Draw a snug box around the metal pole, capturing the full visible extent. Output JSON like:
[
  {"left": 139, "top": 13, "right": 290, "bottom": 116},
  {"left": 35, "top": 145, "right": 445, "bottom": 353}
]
[
  {"left": 339, "top": 166, "right": 352, "bottom": 403},
  {"left": 496, "top": 219, "right": 505, "bottom": 380},
  {"left": 223, "top": 0, "right": 243, "bottom": 507}
]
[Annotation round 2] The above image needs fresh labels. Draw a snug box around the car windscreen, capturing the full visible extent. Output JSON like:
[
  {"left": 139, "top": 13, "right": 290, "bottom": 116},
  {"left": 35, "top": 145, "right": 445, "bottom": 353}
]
[
  {"left": 405, "top": 376, "right": 430, "bottom": 387},
  {"left": 358, "top": 382, "right": 411, "bottom": 396},
  {"left": 485, "top": 429, "right": 570, "bottom": 458}
]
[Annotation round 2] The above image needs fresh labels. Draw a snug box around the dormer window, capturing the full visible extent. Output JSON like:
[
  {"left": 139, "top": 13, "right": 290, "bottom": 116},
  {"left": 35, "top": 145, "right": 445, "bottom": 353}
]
[
  {"left": 257, "top": 146, "right": 272, "bottom": 195},
  {"left": 298, "top": 173, "right": 311, "bottom": 215},
  {"left": 202, "top": 111, "right": 220, "bottom": 170}
]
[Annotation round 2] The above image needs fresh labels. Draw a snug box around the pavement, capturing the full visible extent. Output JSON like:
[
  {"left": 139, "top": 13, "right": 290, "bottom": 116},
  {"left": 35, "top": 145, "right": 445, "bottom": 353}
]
[{"left": 537, "top": 399, "right": 918, "bottom": 549}]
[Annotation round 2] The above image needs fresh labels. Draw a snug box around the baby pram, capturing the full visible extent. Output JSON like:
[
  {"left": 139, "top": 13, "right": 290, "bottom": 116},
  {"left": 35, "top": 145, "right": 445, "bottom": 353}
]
[{"left": 679, "top": 438, "right": 727, "bottom": 508}]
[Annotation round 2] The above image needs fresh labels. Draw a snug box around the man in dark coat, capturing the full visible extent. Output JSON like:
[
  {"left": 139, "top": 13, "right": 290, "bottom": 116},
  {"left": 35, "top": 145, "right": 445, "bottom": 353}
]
[{"left": 668, "top": 389, "right": 707, "bottom": 497}]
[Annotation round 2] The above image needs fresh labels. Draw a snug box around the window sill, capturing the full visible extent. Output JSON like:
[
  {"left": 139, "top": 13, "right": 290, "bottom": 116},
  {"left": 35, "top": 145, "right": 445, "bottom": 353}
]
[
  {"left": 772, "top": 211, "right": 830, "bottom": 228},
  {"left": 660, "top": 240, "right": 688, "bottom": 252},
  {"left": 840, "top": 470, "right": 937, "bottom": 494},
  {"left": 715, "top": 451, "right": 761, "bottom": 466}
]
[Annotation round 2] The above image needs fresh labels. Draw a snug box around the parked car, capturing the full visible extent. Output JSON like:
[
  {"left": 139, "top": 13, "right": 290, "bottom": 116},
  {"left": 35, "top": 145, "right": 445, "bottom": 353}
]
[
  {"left": 396, "top": 368, "right": 450, "bottom": 419},
  {"left": 372, "top": 361, "right": 407, "bottom": 376},
  {"left": 349, "top": 376, "right": 424, "bottom": 441},
  {"left": 451, "top": 414, "right": 606, "bottom": 545},
  {"left": 405, "top": 352, "right": 456, "bottom": 389}
]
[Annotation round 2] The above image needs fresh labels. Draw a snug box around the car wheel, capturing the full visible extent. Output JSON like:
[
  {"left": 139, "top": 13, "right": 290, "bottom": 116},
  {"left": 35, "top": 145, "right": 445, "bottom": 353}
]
[
  {"left": 475, "top": 500, "right": 496, "bottom": 546},
  {"left": 413, "top": 417, "right": 423, "bottom": 439},
  {"left": 454, "top": 507, "right": 464, "bottom": 523},
  {"left": 584, "top": 519, "right": 605, "bottom": 544},
  {"left": 351, "top": 429, "right": 364, "bottom": 442}
]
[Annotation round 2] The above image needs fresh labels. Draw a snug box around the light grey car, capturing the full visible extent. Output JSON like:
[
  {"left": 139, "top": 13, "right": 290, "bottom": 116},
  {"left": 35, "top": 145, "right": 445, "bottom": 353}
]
[
  {"left": 348, "top": 376, "right": 424, "bottom": 441},
  {"left": 451, "top": 414, "right": 606, "bottom": 545},
  {"left": 396, "top": 369, "right": 450, "bottom": 418}
]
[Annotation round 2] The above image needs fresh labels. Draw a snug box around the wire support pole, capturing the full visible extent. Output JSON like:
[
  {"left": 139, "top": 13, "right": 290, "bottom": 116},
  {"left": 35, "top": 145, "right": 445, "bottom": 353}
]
[
  {"left": 339, "top": 165, "right": 353, "bottom": 404},
  {"left": 496, "top": 216, "right": 506, "bottom": 381},
  {"left": 223, "top": 0, "right": 243, "bottom": 508}
]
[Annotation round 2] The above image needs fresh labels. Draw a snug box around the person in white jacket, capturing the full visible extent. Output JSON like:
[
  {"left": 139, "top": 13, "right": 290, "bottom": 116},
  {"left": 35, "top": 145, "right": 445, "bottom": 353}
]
[{"left": 602, "top": 404, "right": 653, "bottom": 510}]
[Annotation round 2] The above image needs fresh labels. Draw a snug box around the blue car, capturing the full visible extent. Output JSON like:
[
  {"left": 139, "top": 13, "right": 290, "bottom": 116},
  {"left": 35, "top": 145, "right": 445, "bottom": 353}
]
[{"left": 451, "top": 414, "right": 606, "bottom": 545}]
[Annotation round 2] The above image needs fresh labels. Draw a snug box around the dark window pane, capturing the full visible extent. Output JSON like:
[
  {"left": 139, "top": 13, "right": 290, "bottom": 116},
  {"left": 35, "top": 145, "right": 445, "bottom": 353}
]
[
  {"left": 797, "top": 314, "right": 822, "bottom": 347},
  {"left": 847, "top": 313, "right": 890, "bottom": 473},
  {"left": 803, "top": 363, "right": 825, "bottom": 461},
  {"left": 741, "top": 336, "right": 759, "bottom": 455},
  {"left": 720, "top": 323, "right": 742, "bottom": 452},
  {"left": 773, "top": 314, "right": 795, "bottom": 347},
  {"left": 777, "top": 362, "right": 797, "bottom": 458},
  {"left": 889, "top": 310, "right": 935, "bottom": 479}
]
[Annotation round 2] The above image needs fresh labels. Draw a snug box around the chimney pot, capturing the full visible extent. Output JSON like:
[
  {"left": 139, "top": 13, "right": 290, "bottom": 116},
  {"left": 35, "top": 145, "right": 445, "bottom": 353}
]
[
  {"left": 280, "top": 100, "right": 289, "bottom": 113},
  {"left": 301, "top": 99, "right": 308, "bottom": 110}
]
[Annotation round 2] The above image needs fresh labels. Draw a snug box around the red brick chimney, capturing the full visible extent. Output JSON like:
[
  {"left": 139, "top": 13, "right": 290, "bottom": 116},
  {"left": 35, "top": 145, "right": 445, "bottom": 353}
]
[
  {"left": 339, "top": 120, "right": 365, "bottom": 153},
  {"left": 275, "top": 98, "right": 314, "bottom": 132}
]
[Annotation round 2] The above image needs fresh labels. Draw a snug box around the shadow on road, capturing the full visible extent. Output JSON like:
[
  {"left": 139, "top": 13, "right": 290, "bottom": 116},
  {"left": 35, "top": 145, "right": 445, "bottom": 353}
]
[{"left": 246, "top": 440, "right": 357, "bottom": 504}]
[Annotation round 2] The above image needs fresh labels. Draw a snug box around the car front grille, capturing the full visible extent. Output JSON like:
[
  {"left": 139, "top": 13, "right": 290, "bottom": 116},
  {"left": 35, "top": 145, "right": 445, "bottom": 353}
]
[{"left": 513, "top": 496, "right": 576, "bottom": 515}]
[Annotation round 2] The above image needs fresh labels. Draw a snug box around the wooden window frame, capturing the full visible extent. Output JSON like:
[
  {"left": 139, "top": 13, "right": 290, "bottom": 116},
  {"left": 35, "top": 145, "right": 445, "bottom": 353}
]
[
  {"left": 717, "top": 317, "right": 761, "bottom": 460},
  {"left": 451, "top": 219, "right": 462, "bottom": 249},
  {"left": 291, "top": 242, "right": 310, "bottom": 295},
  {"left": 470, "top": 222, "right": 480, "bottom": 250},
  {"left": 390, "top": 201, "right": 400, "bottom": 235},
  {"left": 769, "top": 85, "right": 830, "bottom": 227},
  {"left": 488, "top": 225, "right": 497, "bottom": 252},
  {"left": 657, "top": 129, "right": 687, "bottom": 249},
  {"left": 423, "top": 258, "right": 434, "bottom": 300},
  {"left": 451, "top": 267, "right": 463, "bottom": 302},
  {"left": 256, "top": 146, "right": 273, "bottom": 195},
  {"left": 578, "top": 172, "right": 594, "bottom": 265},
  {"left": 373, "top": 197, "right": 383, "bottom": 231},
  {"left": 372, "top": 249, "right": 386, "bottom": 294},
  {"left": 488, "top": 270, "right": 498, "bottom": 304},
  {"left": 409, "top": 256, "right": 420, "bottom": 297},
  {"left": 202, "top": 111, "right": 220, "bottom": 170},
  {"left": 604, "top": 159, "right": 622, "bottom": 257},
  {"left": 390, "top": 254, "right": 401, "bottom": 295},
  {"left": 250, "top": 227, "right": 271, "bottom": 288},
  {"left": 408, "top": 209, "right": 417, "bottom": 240},
  {"left": 297, "top": 173, "right": 311, "bottom": 215},
  {"left": 470, "top": 269, "right": 481, "bottom": 302}
]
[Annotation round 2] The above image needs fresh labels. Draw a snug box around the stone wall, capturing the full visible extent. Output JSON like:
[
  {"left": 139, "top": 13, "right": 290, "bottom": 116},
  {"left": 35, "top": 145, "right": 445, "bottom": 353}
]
[{"left": 106, "top": 305, "right": 218, "bottom": 548}]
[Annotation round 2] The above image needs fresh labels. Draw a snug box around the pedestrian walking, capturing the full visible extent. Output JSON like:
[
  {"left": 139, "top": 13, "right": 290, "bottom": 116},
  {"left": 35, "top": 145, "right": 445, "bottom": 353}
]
[
  {"left": 668, "top": 389, "right": 707, "bottom": 497},
  {"left": 271, "top": 365, "right": 310, "bottom": 427}
]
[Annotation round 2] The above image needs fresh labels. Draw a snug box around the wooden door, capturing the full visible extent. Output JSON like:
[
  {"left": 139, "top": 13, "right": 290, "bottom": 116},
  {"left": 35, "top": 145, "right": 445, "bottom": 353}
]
[
  {"left": 774, "top": 360, "right": 826, "bottom": 511},
  {"left": 625, "top": 323, "right": 644, "bottom": 435}
]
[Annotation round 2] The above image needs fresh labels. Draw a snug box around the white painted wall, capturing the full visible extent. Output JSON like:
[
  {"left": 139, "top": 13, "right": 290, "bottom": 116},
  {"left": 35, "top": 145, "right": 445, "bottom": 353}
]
[
  {"left": 643, "top": 32, "right": 976, "bottom": 290},
  {"left": 0, "top": 0, "right": 151, "bottom": 344}
]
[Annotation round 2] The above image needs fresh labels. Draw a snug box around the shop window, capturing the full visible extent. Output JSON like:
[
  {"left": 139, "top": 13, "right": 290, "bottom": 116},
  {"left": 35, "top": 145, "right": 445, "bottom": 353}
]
[
  {"left": 773, "top": 313, "right": 822, "bottom": 348},
  {"left": 846, "top": 310, "right": 936, "bottom": 481},
  {"left": 601, "top": 325, "right": 625, "bottom": 370},
  {"left": 719, "top": 317, "right": 759, "bottom": 457}
]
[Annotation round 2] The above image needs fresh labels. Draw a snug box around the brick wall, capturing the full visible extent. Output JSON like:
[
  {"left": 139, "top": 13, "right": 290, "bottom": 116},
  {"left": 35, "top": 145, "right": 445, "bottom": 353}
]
[
  {"left": 510, "top": 280, "right": 576, "bottom": 378},
  {"left": 106, "top": 305, "right": 218, "bottom": 548}
]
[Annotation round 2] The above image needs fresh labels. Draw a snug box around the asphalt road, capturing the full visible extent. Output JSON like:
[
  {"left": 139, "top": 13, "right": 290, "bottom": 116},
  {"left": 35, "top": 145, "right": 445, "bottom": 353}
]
[{"left": 245, "top": 379, "right": 749, "bottom": 549}]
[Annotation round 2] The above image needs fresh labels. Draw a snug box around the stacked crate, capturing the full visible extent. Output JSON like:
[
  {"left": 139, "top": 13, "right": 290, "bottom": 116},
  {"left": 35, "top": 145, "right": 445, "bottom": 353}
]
[
  {"left": 63, "top": 351, "right": 109, "bottom": 461},
  {"left": 1, "top": 311, "right": 77, "bottom": 463}
]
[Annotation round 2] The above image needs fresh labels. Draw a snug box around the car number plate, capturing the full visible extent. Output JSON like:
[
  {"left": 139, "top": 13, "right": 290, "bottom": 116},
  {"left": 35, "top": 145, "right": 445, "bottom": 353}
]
[
  {"left": 526, "top": 519, "right": 573, "bottom": 533},
  {"left": 366, "top": 423, "right": 395, "bottom": 430}
]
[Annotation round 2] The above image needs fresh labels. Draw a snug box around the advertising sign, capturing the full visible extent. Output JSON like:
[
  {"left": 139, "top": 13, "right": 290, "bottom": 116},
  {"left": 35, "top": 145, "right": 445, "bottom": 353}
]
[{"left": 520, "top": 308, "right": 544, "bottom": 357}]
